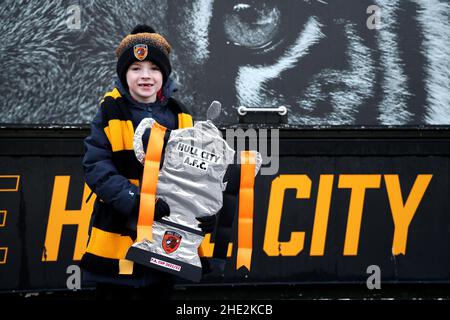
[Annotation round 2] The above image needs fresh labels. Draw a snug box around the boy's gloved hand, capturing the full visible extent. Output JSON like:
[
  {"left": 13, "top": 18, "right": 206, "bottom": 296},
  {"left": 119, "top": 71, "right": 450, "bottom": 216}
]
[
  {"left": 154, "top": 197, "right": 170, "bottom": 220},
  {"left": 126, "top": 196, "right": 170, "bottom": 231},
  {"left": 196, "top": 214, "right": 217, "bottom": 234}
]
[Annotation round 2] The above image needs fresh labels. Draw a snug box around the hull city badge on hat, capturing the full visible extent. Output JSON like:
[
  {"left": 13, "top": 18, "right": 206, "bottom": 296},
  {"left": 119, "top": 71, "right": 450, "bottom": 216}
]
[
  {"left": 162, "top": 230, "right": 182, "bottom": 254},
  {"left": 134, "top": 44, "right": 148, "bottom": 61}
]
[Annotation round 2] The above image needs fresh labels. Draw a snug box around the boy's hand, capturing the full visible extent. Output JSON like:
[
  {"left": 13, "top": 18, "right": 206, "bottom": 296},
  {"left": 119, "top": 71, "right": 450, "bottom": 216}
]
[
  {"left": 154, "top": 197, "right": 170, "bottom": 220},
  {"left": 196, "top": 214, "right": 217, "bottom": 234},
  {"left": 126, "top": 196, "right": 170, "bottom": 231}
]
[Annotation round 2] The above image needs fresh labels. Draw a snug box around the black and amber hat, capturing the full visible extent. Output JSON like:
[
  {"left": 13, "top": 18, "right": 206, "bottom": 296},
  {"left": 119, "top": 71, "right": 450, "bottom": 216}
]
[{"left": 116, "top": 25, "right": 172, "bottom": 87}]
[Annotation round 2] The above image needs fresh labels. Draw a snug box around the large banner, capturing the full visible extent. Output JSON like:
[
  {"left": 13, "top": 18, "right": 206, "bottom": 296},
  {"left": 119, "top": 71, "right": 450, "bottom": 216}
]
[
  {"left": 0, "top": 128, "right": 449, "bottom": 292},
  {"left": 0, "top": 0, "right": 449, "bottom": 125}
]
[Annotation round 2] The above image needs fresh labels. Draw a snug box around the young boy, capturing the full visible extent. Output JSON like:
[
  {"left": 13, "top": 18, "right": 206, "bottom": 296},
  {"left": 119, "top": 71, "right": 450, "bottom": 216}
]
[{"left": 80, "top": 25, "right": 215, "bottom": 300}]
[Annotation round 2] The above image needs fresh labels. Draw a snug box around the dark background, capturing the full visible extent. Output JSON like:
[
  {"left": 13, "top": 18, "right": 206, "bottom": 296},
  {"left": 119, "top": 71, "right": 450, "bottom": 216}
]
[{"left": 0, "top": 127, "right": 449, "bottom": 292}]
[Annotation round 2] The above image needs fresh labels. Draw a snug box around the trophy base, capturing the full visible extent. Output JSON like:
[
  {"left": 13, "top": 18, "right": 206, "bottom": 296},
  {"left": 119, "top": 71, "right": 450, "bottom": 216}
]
[{"left": 126, "top": 245, "right": 203, "bottom": 283}]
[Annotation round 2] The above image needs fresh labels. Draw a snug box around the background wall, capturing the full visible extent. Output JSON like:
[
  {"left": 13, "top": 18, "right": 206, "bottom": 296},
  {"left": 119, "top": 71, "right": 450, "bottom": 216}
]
[
  {"left": 0, "top": 128, "right": 449, "bottom": 291},
  {"left": 0, "top": 0, "right": 449, "bottom": 126}
]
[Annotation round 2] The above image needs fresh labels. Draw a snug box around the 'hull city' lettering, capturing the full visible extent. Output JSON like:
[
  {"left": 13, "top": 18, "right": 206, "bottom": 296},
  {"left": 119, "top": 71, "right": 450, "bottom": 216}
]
[
  {"left": 32, "top": 173, "right": 433, "bottom": 264},
  {"left": 176, "top": 142, "right": 221, "bottom": 163}
]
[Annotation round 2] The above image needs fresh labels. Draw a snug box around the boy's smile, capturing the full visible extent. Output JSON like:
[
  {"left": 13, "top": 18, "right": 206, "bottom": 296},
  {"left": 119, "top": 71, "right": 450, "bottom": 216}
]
[{"left": 126, "top": 60, "right": 163, "bottom": 103}]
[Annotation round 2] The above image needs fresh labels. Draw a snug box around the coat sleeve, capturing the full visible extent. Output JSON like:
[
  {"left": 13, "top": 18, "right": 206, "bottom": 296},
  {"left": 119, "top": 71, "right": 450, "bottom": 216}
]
[{"left": 82, "top": 109, "right": 139, "bottom": 217}]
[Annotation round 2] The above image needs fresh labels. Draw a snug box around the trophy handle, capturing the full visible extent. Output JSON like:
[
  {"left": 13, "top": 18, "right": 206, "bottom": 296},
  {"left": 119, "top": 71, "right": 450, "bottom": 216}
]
[
  {"left": 133, "top": 118, "right": 171, "bottom": 165},
  {"left": 206, "top": 100, "right": 222, "bottom": 121}
]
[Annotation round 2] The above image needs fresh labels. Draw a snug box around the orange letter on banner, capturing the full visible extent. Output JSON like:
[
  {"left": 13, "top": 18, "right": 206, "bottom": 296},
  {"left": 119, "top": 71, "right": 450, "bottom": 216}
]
[
  {"left": 0, "top": 208, "right": 8, "bottom": 264},
  {"left": 263, "top": 175, "right": 311, "bottom": 256},
  {"left": 338, "top": 175, "right": 381, "bottom": 256},
  {"left": 43, "top": 176, "right": 94, "bottom": 261},
  {"left": 310, "top": 175, "right": 334, "bottom": 256},
  {"left": 385, "top": 174, "right": 432, "bottom": 255},
  {"left": 0, "top": 175, "right": 20, "bottom": 264},
  {"left": 199, "top": 234, "right": 233, "bottom": 258}
]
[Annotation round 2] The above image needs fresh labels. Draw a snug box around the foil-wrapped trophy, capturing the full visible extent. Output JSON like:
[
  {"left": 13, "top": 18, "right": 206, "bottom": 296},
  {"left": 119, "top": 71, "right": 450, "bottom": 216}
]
[{"left": 126, "top": 101, "right": 252, "bottom": 282}]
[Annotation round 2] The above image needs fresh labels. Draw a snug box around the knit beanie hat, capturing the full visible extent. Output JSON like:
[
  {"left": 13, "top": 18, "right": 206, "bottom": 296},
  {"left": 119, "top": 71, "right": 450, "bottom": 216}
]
[{"left": 116, "top": 25, "right": 172, "bottom": 87}]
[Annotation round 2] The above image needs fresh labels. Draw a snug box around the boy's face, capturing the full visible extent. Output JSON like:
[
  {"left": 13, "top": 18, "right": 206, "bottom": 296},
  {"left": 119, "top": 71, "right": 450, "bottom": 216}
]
[{"left": 126, "top": 60, "right": 163, "bottom": 103}]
